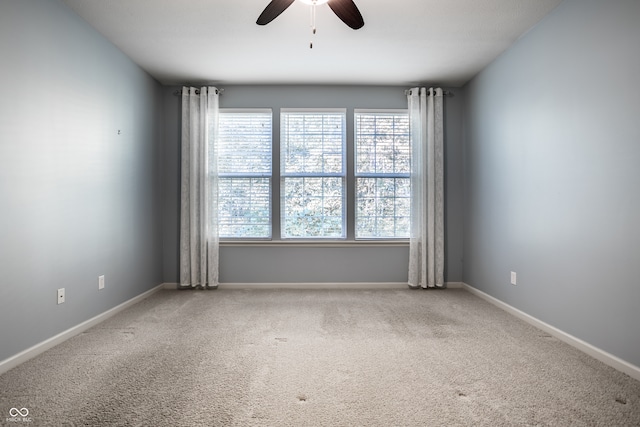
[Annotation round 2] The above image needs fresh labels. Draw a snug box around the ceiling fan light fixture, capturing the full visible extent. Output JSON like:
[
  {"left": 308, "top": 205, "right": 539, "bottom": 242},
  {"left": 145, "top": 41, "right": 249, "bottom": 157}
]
[{"left": 298, "top": 0, "right": 329, "bottom": 5}]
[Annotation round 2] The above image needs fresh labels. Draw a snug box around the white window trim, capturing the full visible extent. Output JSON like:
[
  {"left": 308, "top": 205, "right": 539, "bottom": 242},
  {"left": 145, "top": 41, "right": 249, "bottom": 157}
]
[{"left": 215, "top": 107, "right": 412, "bottom": 243}]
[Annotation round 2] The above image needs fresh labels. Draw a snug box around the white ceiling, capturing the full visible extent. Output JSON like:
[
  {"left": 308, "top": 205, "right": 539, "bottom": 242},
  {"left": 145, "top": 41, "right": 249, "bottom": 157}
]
[{"left": 61, "top": 0, "right": 562, "bottom": 87}]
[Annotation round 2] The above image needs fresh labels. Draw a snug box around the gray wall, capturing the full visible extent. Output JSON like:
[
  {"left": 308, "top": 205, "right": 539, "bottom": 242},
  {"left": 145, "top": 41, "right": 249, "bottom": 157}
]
[
  {"left": 162, "top": 85, "right": 465, "bottom": 283},
  {"left": 0, "top": 0, "right": 163, "bottom": 361},
  {"left": 463, "top": 0, "right": 640, "bottom": 367}
]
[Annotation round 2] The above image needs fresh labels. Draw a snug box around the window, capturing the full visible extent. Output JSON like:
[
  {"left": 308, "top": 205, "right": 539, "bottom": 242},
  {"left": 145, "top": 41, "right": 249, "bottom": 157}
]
[
  {"left": 217, "top": 109, "right": 272, "bottom": 239},
  {"left": 355, "top": 110, "right": 411, "bottom": 239},
  {"left": 280, "top": 109, "right": 346, "bottom": 239},
  {"left": 215, "top": 108, "right": 410, "bottom": 241}
]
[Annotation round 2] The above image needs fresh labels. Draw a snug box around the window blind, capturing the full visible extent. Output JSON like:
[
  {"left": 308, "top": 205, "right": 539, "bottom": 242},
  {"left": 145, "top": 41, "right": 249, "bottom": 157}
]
[{"left": 218, "top": 110, "right": 272, "bottom": 239}]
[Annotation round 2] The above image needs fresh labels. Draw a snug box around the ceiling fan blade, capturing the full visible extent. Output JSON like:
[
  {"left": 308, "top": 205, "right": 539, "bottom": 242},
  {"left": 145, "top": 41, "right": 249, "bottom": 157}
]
[
  {"left": 257, "top": 0, "right": 296, "bottom": 25},
  {"left": 327, "top": 0, "right": 364, "bottom": 30}
]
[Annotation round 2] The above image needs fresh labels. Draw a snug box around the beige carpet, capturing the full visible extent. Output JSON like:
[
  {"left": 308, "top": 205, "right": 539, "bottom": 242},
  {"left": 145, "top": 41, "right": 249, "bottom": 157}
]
[{"left": 1, "top": 288, "right": 639, "bottom": 426}]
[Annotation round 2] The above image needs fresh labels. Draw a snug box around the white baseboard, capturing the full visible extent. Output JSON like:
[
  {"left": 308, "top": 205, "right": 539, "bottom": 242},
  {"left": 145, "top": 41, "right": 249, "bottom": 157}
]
[
  {"left": 164, "top": 282, "right": 463, "bottom": 290},
  {"left": 0, "top": 283, "right": 165, "bottom": 376},
  {"left": 218, "top": 282, "right": 408, "bottom": 290},
  {"left": 461, "top": 283, "right": 640, "bottom": 382}
]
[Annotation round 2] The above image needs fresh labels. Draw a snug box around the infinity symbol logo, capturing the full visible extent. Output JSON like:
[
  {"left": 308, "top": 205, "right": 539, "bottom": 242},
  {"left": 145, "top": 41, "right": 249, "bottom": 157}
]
[{"left": 9, "top": 408, "right": 29, "bottom": 417}]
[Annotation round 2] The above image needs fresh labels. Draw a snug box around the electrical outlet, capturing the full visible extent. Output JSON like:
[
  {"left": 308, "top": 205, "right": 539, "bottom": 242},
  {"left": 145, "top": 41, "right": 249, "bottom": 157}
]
[
  {"left": 98, "top": 275, "right": 105, "bottom": 290},
  {"left": 510, "top": 271, "right": 517, "bottom": 286},
  {"left": 57, "top": 288, "right": 65, "bottom": 304}
]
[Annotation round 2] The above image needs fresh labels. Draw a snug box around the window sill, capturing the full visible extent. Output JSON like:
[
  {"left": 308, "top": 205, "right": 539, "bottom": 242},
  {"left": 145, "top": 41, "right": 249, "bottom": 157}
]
[{"left": 220, "top": 240, "right": 409, "bottom": 248}]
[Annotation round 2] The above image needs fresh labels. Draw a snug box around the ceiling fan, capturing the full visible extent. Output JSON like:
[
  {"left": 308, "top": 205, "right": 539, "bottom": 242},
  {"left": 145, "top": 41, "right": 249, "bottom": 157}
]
[{"left": 256, "top": 0, "right": 365, "bottom": 30}]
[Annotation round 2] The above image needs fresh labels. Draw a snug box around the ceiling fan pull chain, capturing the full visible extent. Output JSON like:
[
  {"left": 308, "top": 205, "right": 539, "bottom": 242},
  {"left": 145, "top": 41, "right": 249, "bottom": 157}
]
[
  {"left": 312, "top": 1, "right": 317, "bottom": 34},
  {"left": 310, "top": 1, "right": 317, "bottom": 48}
]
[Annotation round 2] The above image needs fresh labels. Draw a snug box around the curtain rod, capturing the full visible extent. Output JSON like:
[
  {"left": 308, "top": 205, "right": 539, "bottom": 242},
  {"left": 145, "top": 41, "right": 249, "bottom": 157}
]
[
  {"left": 173, "top": 88, "right": 452, "bottom": 97},
  {"left": 404, "top": 89, "right": 454, "bottom": 97},
  {"left": 173, "top": 88, "right": 224, "bottom": 96}
]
